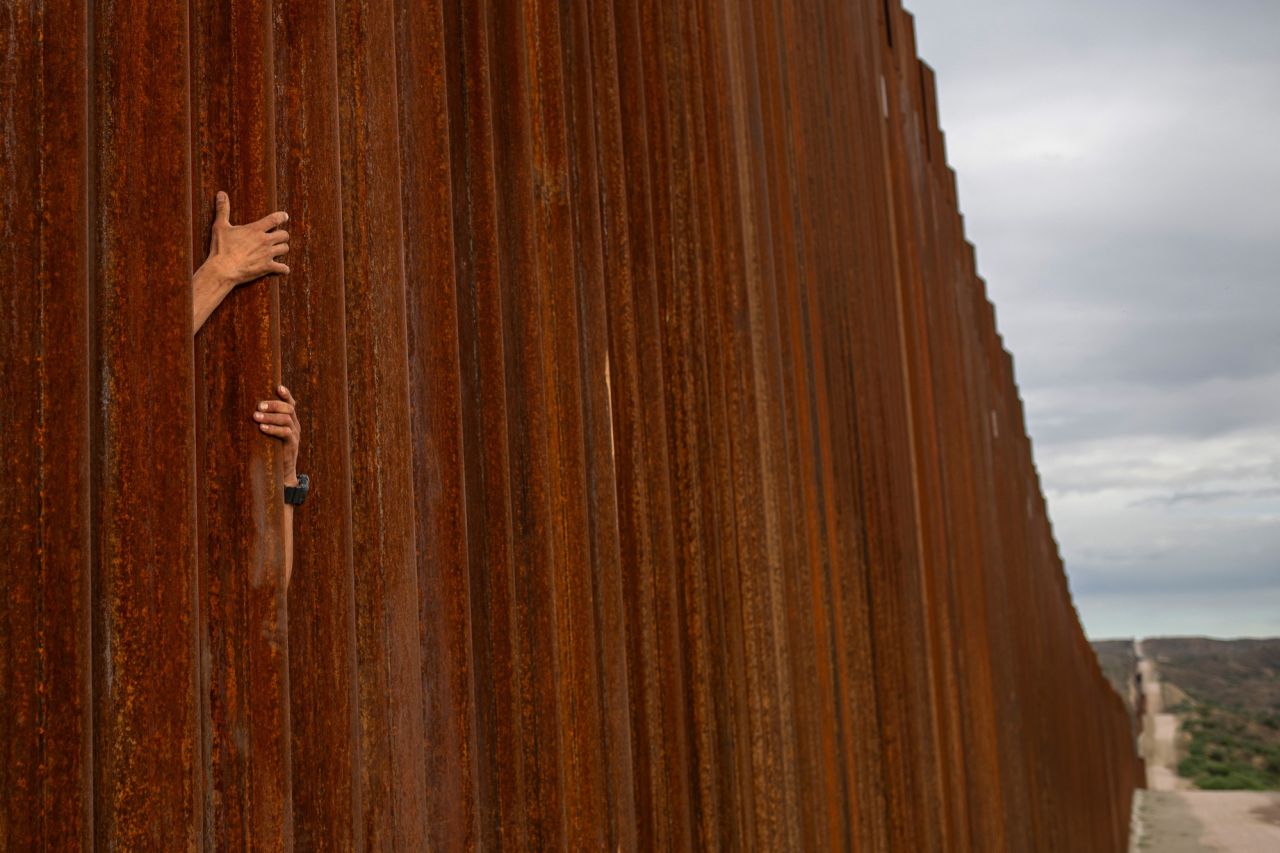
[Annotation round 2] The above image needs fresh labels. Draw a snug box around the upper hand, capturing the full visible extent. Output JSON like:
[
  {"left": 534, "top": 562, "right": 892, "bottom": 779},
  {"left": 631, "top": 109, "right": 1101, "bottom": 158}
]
[
  {"left": 202, "top": 191, "right": 290, "bottom": 287},
  {"left": 254, "top": 385, "right": 301, "bottom": 483}
]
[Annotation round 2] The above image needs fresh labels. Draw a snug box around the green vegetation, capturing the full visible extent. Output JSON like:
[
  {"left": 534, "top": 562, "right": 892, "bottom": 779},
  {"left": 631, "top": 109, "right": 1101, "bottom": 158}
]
[
  {"left": 1176, "top": 701, "right": 1280, "bottom": 791},
  {"left": 1139, "top": 637, "right": 1280, "bottom": 791}
]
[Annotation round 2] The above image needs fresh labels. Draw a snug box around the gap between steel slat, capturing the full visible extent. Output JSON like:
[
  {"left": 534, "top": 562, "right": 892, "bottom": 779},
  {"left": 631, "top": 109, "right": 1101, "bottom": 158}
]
[
  {"left": 189, "top": 0, "right": 292, "bottom": 845},
  {"left": 273, "top": 0, "right": 363, "bottom": 845}
]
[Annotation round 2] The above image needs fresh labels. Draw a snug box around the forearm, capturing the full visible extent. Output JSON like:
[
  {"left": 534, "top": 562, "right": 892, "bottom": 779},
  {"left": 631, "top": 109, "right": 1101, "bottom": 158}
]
[
  {"left": 192, "top": 262, "right": 234, "bottom": 334},
  {"left": 283, "top": 504, "right": 294, "bottom": 590},
  {"left": 283, "top": 471, "right": 297, "bottom": 590}
]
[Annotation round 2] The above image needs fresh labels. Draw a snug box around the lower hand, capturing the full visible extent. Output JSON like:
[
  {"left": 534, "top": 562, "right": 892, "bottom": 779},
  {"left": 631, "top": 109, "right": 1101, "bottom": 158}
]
[{"left": 254, "top": 385, "right": 301, "bottom": 483}]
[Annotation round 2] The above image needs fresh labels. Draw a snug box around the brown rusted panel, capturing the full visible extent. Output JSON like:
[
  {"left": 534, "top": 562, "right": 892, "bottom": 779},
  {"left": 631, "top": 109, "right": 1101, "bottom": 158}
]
[
  {"left": 520, "top": 0, "right": 618, "bottom": 845},
  {"left": 902, "top": 91, "right": 1013, "bottom": 849},
  {"left": 635, "top": 1, "right": 737, "bottom": 845},
  {"left": 911, "top": 56, "right": 977, "bottom": 853},
  {"left": 608, "top": 1, "right": 698, "bottom": 847},
  {"left": 440, "top": 0, "right": 529, "bottom": 847},
  {"left": 869, "top": 8, "right": 963, "bottom": 850},
  {"left": 0, "top": 8, "right": 44, "bottom": 840},
  {"left": 722, "top": 3, "right": 831, "bottom": 849},
  {"left": 484, "top": 2, "right": 570, "bottom": 848},
  {"left": 34, "top": 0, "right": 94, "bottom": 843},
  {"left": 701, "top": 3, "right": 816, "bottom": 847},
  {"left": 557, "top": 0, "right": 642, "bottom": 847},
  {"left": 882, "top": 27, "right": 973, "bottom": 850},
  {"left": 1, "top": 3, "right": 93, "bottom": 847},
  {"left": 810, "top": 1, "right": 934, "bottom": 846},
  {"left": 585, "top": 0, "right": 674, "bottom": 840},
  {"left": 393, "top": 0, "right": 484, "bottom": 849},
  {"left": 334, "top": 0, "right": 433, "bottom": 846},
  {"left": 694, "top": 3, "right": 801, "bottom": 849},
  {"left": 766, "top": 2, "right": 900, "bottom": 849},
  {"left": 676, "top": 2, "right": 759, "bottom": 848},
  {"left": 189, "top": 0, "right": 293, "bottom": 846},
  {"left": 746, "top": 2, "right": 880, "bottom": 849},
  {"left": 5, "top": 1, "right": 1148, "bottom": 848},
  {"left": 272, "top": 0, "right": 363, "bottom": 846},
  {"left": 88, "top": 1, "right": 204, "bottom": 847}
]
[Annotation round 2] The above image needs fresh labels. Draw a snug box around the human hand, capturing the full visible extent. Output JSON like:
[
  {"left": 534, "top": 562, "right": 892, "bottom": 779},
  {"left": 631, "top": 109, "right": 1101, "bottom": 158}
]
[
  {"left": 254, "top": 385, "right": 301, "bottom": 484},
  {"left": 198, "top": 191, "right": 290, "bottom": 288}
]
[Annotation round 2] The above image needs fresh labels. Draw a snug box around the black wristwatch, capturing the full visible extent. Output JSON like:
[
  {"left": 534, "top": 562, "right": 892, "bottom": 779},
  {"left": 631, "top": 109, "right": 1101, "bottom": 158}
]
[{"left": 284, "top": 474, "right": 310, "bottom": 506}]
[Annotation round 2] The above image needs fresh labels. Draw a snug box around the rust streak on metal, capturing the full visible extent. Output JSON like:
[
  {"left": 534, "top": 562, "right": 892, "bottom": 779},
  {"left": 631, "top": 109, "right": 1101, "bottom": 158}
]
[
  {"left": 2, "top": 0, "right": 1145, "bottom": 848},
  {"left": 274, "top": 0, "right": 363, "bottom": 845},
  {"left": 190, "top": 0, "right": 293, "bottom": 846}
]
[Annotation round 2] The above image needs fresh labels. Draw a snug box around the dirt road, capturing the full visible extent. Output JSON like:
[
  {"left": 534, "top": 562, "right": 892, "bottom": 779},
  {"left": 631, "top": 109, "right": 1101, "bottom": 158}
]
[
  {"left": 1131, "top": 641, "right": 1280, "bottom": 852},
  {"left": 1133, "top": 790, "right": 1280, "bottom": 852},
  {"left": 1136, "top": 639, "right": 1191, "bottom": 792}
]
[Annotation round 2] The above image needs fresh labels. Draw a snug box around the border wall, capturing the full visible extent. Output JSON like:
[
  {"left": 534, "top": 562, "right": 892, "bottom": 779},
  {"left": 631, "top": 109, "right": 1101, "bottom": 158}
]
[{"left": 1, "top": 0, "right": 1143, "bottom": 848}]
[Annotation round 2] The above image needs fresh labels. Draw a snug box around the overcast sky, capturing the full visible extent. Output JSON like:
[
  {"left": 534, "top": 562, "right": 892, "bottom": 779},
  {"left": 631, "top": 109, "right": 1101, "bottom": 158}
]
[{"left": 906, "top": 1, "right": 1280, "bottom": 639}]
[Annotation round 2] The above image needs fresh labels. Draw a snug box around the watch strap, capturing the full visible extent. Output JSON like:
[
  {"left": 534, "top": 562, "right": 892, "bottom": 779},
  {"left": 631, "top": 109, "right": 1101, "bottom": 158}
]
[{"left": 284, "top": 473, "right": 310, "bottom": 506}]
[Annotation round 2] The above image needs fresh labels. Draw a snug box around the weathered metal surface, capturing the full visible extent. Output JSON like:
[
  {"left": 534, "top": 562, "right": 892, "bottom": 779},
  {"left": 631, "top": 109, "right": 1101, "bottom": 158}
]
[
  {"left": 1, "top": 3, "right": 92, "bottom": 848},
  {"left": 336, "top": 0, "right": 432, "bottom": 846},
  {"left": 274, "top": 0, "right": 363, "bottom": 846},
  {"left": 88, "top": 2, "right": 206, "bottom": 848},
  {"left": 2, "top": 0, "right": 1143, "bottom": 849},
  {"left": 394, "top": 0, "right": 485, "bottom": 848},
  {"left": 190, "top": 1, "right": 293, "bottom": 848}
]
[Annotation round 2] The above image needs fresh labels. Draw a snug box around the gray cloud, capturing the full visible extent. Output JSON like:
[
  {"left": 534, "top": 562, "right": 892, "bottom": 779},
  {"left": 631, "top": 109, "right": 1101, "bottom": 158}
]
[
  {"left": 1133, "top": 487, "right": 1280, "bottom": 508},
  {"left": 908, "top": 0, "right": 1280, "bottom": 638}
]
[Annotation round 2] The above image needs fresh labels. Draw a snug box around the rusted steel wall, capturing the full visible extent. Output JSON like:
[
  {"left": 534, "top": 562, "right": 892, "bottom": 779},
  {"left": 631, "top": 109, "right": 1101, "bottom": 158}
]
[{"left": 1, "top": 0, "right": 1141, "bottom": 849}]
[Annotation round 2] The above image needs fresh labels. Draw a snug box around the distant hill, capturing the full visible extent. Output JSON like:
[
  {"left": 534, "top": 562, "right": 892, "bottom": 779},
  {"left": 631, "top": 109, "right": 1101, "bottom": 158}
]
[
  {"left": 1142, "top": 637, "right": 1280, "bottom": 715},
  {"left": 1142, "top": 636, "right": 1280, "bottom": 791}
]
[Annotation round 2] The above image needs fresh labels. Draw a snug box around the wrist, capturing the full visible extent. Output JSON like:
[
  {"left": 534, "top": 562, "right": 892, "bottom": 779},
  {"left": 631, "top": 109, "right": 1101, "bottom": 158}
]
[
  {"left": 195, "top": 257, "right": 236, "bottom": 293},
  {"left": 283, "top": 470, "right": 299, "bottom": 487}
]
